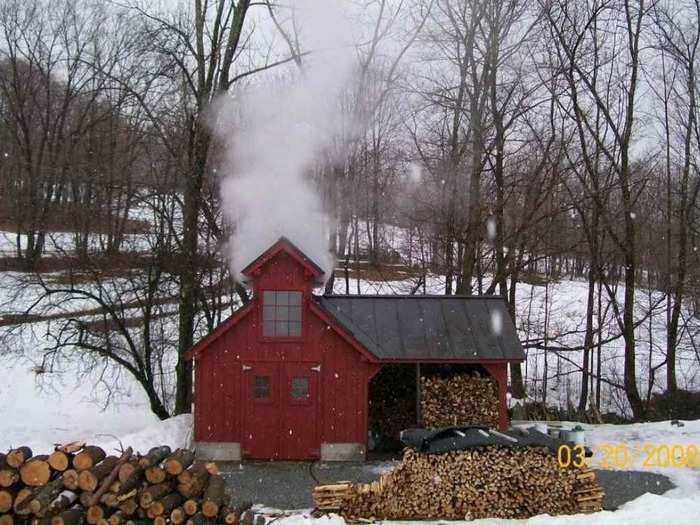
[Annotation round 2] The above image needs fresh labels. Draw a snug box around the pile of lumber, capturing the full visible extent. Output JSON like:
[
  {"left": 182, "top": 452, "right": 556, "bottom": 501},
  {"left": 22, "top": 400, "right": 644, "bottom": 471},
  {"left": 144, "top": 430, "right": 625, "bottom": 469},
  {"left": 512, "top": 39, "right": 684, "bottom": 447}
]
[
  {"left": 0, "top": 443, "right": 255, "bottom": 525},
  {"left": 313, "top": 446, "right": 604, "bottom": 519},
  {"left": 421, "top": 373, "right": 498, "bottom": 428}
]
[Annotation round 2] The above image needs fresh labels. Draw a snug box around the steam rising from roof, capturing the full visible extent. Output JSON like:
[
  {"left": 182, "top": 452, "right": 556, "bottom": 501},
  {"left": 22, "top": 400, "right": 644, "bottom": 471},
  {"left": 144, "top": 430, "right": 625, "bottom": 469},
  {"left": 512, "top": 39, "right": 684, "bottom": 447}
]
[{"left": 213, "top": 0, "right": 356, "bottom": 284}]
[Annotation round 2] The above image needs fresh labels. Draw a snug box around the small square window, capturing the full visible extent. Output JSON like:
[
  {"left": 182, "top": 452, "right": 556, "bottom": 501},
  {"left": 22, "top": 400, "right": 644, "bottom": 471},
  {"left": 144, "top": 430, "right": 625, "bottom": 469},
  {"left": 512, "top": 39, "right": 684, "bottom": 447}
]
[
  {"left": 254, "top": 376, "right": 270, "bottom": 399},
  {"left": 291, "top": 377, "right": 309, "bottom": 400}
]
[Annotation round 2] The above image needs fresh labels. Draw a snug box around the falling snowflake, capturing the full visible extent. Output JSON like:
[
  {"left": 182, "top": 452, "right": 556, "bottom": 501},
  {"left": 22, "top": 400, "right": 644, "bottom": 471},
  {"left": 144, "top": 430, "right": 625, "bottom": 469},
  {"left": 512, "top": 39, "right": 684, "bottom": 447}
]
[
  {"left": 486, "top": 216, "right": 497, "bottom": 241},
  {"left": 490, "top": 310, "right": 503, "bottom": 335}
]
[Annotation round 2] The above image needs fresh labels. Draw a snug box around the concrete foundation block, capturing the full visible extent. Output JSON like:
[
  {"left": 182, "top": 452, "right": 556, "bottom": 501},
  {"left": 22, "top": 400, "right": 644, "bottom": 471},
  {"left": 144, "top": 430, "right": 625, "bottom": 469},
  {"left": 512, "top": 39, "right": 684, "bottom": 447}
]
[
  {"left": 194, "top": 441, "right": 241, "bottom": 461},
  {"left": 320, "top": 442, "right": 366, "bottom": 462}
]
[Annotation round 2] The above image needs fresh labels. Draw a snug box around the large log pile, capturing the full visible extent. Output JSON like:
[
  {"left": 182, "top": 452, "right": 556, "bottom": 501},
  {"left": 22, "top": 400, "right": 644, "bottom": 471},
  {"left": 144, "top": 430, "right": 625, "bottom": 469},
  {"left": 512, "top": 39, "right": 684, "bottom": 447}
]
[
  {"left": 0, "top": 443, "right": 254, "bottom": 525},
  {"left": 314, "top": 447, "right": 604, "bottom": 519},
  {"left": 421, "top": 373, "right": 498, "bottom": 428}
]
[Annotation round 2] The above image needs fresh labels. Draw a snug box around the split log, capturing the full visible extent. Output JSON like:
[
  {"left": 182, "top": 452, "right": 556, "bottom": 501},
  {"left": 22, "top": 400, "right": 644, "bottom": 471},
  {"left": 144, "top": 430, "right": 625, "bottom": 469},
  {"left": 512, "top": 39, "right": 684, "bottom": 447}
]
[
  {"left": 78, "top": 457, "right": 120, "bottom": 493},
  {"left": 164, "top": 450, "right": 195, "bottom": 476},
  {"left": 144, "top": 467, "right": 166, "bottom": 485},
  {"left": 201, "top": 476, "right": 226, "bottom": 518},
  {"left": 219, "top": 501, "right": 252, "bottom": 525},
  {"left": 138, "top": 447, "right": 171, "bottom": 469},
  {"left": 177, "top": 464, "right": 209, "bottom": 498},
  {"left": 117, "top": 499, "right": 137, "bottom": 517},
  {"left": 149, "top": 493, "right": 184, "bottom": 517},
  {"left": 0, "top": 514, "right": 12, "bottom": 525},
  {"left": 153, "top": 517, "right": 166, "bottom": 525},
  {"left": 183, "top": 500, "right": 198, "bottom": 516},
  {"left": 12, "top": 488, "right": 34, "bottom": 515},
  {"left": 47, "top": 451, "right": 71, "bottom": 473},
  {"left": 171, "top": 507, "right": 186, "bottom": 524},
  {"left": 0, "top": 469, "right": 18, "bottom": 489},
  {"left": 19, "top": 456, "right": 51, "bottom": 487},
  {"left": 51, "top": 509, "right": 83, "bottom": 525},
  {"left": 106, "top": 512, "right": 122, "bottom": 525},
  {"left": 116, "top": 469, "right": 142, "bottom": 497},
  {"left": 6, "top": 448, "right": 33, "bottom": 469},
  {"left": 73, "top": 448, "right": 106, "bottom": 472},
  {"left": 61, "top": 471, "right": 79, "bottom": 491},
  {"left": 86, "top": 505, "right": 106, "bottom": 525},
  {"left": 139, "top": 483, "right": 172, "bottom": 508},
  {"left": 116, "top": 462, "right": 138, "bottom": 485},
  {"left": 0, "top": 490, "right": 13, "bottom": 513},
  {"left": 99, "top": 494, "right": 119, "bottom": 509},
  {"left": 79, "top": 492, "right": 95, "bottom": 509}
]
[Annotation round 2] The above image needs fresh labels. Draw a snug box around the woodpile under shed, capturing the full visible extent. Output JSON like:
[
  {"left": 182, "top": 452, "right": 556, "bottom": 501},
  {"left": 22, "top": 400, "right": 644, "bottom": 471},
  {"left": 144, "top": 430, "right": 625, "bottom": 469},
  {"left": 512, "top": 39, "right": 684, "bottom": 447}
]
[
  {"left": 421, "top": 373, "right": 499, "bottom": 428},
  {"left": 0, "top": 443, "right": 255, "bottom": 525},
  {"left": 314, "top": 446, "right": 604, "bottom": 519}
]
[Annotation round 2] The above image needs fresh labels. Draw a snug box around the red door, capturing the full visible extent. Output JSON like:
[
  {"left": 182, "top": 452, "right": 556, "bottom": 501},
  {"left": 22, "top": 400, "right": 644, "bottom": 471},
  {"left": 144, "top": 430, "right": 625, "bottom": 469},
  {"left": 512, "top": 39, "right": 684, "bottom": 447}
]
[
  {"left": 242, "top": 362, "right": 280, "bottom": 459},
  {"left": 280, "top": 362, "right": 319, "bottom": 459},
  {"left": 242, "top": 361, "right": 320, "bottom": 459}
]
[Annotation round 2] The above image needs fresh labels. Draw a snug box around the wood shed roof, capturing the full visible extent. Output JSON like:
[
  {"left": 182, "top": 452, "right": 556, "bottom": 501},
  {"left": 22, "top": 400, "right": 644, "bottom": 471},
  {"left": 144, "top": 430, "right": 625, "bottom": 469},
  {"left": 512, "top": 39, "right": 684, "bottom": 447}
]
[{"left": 314, "top": 295, "right": 525, "bottom": 362}]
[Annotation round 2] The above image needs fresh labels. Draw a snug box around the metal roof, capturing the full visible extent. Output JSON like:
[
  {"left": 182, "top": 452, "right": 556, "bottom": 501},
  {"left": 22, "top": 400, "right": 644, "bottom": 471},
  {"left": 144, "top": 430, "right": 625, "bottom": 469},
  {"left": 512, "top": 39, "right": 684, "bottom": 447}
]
[{"left": 314, "top": 295, "right": 525, "bottom": 362}]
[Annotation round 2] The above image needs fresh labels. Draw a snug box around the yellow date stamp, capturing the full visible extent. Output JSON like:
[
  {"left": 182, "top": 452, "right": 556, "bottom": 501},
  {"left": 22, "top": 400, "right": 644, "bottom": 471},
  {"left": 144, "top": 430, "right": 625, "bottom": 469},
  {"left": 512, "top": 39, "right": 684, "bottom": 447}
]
[{"left": 557, "top": 443, "right": 700, "bottom": 469}]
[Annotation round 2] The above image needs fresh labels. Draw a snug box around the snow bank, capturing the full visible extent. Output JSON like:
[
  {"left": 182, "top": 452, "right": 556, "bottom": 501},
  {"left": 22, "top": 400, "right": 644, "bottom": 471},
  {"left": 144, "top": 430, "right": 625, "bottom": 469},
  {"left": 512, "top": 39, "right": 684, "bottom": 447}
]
[{"left": 93, "top": 414, "right": 193, "bottom": 454}]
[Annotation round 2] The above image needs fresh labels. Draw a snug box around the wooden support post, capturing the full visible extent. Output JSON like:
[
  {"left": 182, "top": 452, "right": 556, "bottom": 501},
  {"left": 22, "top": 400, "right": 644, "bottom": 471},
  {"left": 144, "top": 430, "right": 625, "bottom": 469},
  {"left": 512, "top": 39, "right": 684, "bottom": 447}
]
[{"left": 415, "top": 363, "right": 422, "bottom": 426}]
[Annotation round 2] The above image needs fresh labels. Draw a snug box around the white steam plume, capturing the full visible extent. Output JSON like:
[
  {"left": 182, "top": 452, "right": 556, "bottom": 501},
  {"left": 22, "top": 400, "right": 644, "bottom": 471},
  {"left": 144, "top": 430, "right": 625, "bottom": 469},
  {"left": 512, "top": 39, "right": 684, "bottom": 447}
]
[{"left": 214, "top": 0, "right": 356, "bottom": 284}]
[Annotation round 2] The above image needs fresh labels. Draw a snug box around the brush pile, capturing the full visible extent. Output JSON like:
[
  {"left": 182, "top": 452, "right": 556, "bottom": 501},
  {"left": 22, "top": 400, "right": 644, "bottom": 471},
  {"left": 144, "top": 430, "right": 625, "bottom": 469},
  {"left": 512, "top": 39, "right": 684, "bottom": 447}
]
[
  {"left": 0, "top": 443, "right": 254, "bottom": 525},
  {"left": 421, "top": 374, "right": 499, "bottom": 428},
  {"left": 314, "top": 447, "right": 604, "bottom": 519}
]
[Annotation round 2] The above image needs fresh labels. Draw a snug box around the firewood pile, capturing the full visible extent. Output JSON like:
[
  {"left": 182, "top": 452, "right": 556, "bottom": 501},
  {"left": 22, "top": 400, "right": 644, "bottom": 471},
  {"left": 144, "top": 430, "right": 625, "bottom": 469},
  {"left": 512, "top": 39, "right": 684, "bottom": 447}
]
[
  {"left": 0, "top": 443, "right": 255, "bottom": 525},
  {"left": 313, "top": 447, "right": 604, "bottom": 519},
  {"left": 421, "top": 373, "right": 498, "bottom": 428}
]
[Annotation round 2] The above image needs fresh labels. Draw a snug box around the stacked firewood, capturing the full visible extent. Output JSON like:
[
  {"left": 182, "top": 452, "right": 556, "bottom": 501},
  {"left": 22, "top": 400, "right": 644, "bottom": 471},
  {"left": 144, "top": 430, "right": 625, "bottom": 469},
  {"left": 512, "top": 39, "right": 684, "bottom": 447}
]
[
  {"left": 314, "top": 446, "right": 605, "bottom": 519},
  {"left": 421, "top": 374, "right": 498, "bottom": 428},
  {"left": 0, "top": 443, "right": 253, "bottom": 525}
]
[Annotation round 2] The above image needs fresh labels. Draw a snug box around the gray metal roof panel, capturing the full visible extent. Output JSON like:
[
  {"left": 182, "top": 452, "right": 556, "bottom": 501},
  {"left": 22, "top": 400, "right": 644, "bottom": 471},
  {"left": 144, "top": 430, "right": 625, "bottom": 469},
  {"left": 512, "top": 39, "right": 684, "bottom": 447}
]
[{"left": 314, "top": 295, "right": 525, "bottom": 362}]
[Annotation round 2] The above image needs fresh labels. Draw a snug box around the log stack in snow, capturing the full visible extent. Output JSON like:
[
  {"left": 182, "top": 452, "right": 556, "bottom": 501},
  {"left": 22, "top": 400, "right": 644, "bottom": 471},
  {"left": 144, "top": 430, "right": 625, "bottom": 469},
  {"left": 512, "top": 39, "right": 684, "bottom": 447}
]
[
  {"left": 421, "top": 373, "right": 498, "bottom": 428},
  {"left": 313, "top": 447, "right": 604, "bottom": 519},
  {"left": 0, "top": 443, "right": 255, "bottom": 525}
]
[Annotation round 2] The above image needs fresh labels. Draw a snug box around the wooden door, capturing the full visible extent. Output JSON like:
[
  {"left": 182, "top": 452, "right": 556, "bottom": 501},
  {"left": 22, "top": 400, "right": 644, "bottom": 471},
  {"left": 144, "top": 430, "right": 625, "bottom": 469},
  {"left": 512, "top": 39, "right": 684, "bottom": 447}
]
[
  {"left": 280, "top": 362, "right": 320, "bottom": 459},
  {"left": 242, "top": 362, "right": 280, "bottom": 459}
]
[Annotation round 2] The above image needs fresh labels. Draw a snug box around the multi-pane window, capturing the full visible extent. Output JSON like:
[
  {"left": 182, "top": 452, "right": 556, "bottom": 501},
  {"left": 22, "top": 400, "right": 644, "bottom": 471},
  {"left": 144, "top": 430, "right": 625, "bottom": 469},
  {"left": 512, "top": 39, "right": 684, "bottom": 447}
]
[
  {"left": 290, "top": 377, "right": 309, "bottom": 401},
  {"left": 254, "top": 376, "right": 270, "bottom": 399},
  {"left": 262, "top": 291, "right": 302, "bottom": 337}
]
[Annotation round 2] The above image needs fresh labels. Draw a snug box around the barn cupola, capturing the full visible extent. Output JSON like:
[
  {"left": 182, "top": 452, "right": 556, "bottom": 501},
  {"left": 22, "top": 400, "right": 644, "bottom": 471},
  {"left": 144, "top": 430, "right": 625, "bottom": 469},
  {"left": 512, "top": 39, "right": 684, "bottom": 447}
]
[{"left": 241, "top": 237, "right": 325, "bottom": 338}]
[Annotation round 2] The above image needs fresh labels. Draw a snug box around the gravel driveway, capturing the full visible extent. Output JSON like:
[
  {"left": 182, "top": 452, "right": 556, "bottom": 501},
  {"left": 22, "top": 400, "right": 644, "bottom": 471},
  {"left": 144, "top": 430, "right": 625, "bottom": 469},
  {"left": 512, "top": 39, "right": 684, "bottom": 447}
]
[{"left": 219, "top": 460, "right": 675, "bottom": 512}]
